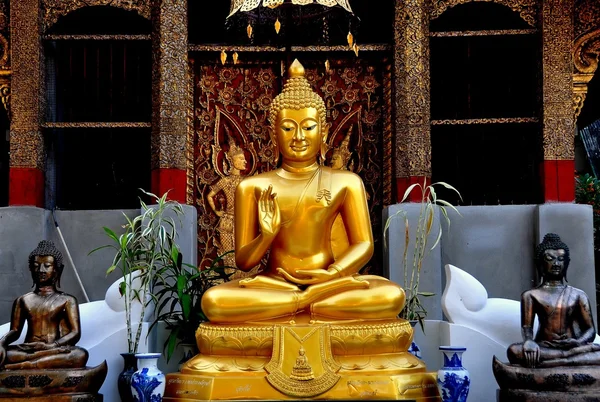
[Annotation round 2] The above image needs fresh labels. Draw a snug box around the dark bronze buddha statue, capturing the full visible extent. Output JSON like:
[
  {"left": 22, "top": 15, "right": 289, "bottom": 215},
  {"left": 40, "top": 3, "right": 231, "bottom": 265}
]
[
  {"left": 0, "top": 240, "right": 106, "bottom": 401},
  {"left": 494, "top": 233, "right": 600, "bottom": 401},
  {"left": 0, "top": 240, "right": 88, "bottom": 370}
]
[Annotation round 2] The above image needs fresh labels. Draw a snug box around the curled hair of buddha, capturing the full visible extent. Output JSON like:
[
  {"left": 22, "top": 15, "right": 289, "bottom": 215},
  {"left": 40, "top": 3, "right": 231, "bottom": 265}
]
[
  {"left": 29, "top": 240, "right": 64, "bottom": 286},
  {"left": 535, "top": 233, "right": 570, "bottom": 280},
  {"left": 268, "top": 59, "right": 327, "bottom": 127}
]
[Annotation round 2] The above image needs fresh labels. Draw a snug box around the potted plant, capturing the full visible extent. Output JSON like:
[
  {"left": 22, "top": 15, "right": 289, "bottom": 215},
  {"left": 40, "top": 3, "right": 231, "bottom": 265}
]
[
  {"left": 384, "top": 179, "right": 461, "bottom": 331},
  {"left": 151, "top": 250, "right": 235, "bottom": 363},
  {"left": 90, "top": 189, "right": 186, "bottom": 401}
]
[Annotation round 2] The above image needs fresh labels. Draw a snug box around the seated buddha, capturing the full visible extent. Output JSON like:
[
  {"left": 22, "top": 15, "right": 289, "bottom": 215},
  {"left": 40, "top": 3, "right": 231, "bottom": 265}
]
[
  {"left": 0, "top": 240, "right": 88, "bottom": 370},
  {"left": 169, "top": 60, "right": 439, "bottom": 401},
  {"left": 0, "top": 240, "right": 106, "bottom": 399},
  {"left": 493, "top": 233, "right": 600, "bottom": 401},
  {"left": 201, "top": 59, "right": 404, "bottom": 324}
]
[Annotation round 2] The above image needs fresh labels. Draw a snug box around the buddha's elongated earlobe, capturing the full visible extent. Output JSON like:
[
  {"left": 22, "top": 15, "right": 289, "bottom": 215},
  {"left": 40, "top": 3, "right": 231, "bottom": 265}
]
[
  {"left": 319, "top": 123, "right": 330, "bottom": 164},
  {"left": 320, "top": 142, "right": 328, "bottom": 165}
]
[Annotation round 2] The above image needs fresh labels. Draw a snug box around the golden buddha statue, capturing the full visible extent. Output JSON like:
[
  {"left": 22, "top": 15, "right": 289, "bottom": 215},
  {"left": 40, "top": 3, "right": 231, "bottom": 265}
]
[{"left": 163, "top": 60, "right": 440, "bottom": 401}]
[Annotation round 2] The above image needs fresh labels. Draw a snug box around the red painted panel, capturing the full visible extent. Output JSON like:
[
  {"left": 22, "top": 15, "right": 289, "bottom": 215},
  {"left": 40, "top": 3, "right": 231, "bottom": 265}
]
[
  {"left": 9, "top": 168, "right": 44, "bottom": 207},
  {"left": 151, "top": 168, "right": 187, "bottom": 204},
  {"left": 396, "top": 176, "right": 431, "bottom": 203},
  {"left": 541, "top": 160, "right": 575, "bottom": 202}
]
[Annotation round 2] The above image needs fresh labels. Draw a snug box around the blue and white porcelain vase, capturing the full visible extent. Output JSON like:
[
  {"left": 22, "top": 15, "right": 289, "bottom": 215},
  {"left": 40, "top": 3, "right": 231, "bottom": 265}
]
[
  {"left": 408, "top": 321, "right": 422, "bottom": 359},
  {"left": 131, "top": 353, "right": 165, "bottom": 402},
  {"left": 437, "top": 346, "right": 470, "bottom": 402}
]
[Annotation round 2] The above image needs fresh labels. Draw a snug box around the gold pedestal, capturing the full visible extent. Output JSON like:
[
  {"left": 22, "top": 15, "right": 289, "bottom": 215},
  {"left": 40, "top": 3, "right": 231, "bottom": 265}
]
[{"left": 164, "top": 317, "right": 440, "bottom": 400}]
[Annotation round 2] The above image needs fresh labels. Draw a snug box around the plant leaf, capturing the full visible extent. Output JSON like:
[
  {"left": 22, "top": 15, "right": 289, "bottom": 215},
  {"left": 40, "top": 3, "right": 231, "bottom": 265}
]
[{"left": 401, "top": 183, "right": 419, "bottom": 203}]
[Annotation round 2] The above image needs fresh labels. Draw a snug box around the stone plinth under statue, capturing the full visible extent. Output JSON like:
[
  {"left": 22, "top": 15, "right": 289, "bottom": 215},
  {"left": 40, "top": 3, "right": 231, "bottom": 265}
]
[
  {"left": 163, "top": 60, "right": 439, "bottom": 401},
  {"left": 493, "top": 233, "right": 600, "bottom": 401},
  {"left": 0, "top": 241, "right": 107, "bottom": 401}
]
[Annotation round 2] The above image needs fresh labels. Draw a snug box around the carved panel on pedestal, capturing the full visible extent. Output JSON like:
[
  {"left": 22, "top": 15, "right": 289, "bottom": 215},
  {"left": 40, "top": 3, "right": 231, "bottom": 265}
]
[{"left": 189, "top": 56, "right": 390, "bottom": 275}]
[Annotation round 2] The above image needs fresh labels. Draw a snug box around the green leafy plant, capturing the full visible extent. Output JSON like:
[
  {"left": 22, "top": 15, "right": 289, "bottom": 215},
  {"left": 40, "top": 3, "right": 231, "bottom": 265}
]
[
  {"left": 575, "top": 173, "right": 600, "bottom": 250},
  {"left": 384, "top": 179, "right": 461, "bottom": 330},
  {"left": 90, "top": 189, "right": 185, "bottom": 354},
  {"left": 151, "top": 250, "right": 235, "bottom": 362}
]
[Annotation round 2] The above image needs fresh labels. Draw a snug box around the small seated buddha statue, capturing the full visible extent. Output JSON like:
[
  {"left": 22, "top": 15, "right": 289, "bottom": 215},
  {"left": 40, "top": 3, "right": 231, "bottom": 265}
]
[
  {"left": 166, "top": 60, "right": 439, "bottom": 401},
  {"left": 493, "top": 233, "right": 600, "bottom": 401},
  {"left": 290, "top": 347, "right": 314, "bottom": 381},
  {"left": 0, "top": 240, "right": 107, "bottom": 400}
]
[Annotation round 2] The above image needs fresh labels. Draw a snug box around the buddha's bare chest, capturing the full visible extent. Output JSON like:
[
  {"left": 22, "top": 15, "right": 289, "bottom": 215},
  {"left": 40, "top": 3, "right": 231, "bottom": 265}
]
[
  {"left": 533, "top": 292, "right": 576, "bottom": 319},
  {"left": 23, "top": 297, "right": 66, "bottom": 322}
]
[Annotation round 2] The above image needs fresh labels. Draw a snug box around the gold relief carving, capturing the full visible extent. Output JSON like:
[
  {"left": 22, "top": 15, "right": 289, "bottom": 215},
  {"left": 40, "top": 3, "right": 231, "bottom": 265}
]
[
  {"left": 431, "top": 0, "right": 538, "bottom": 27},
  {"left": 572, "top": 26, "right": 600, "bottom": 120},
  {"left": 192, "top": 62, "right": 279, "bottom": 273},
  {"left": 431, "top": 117, "right": 539, "bottom": 125},
  {"left": 574, "top": 28, "right": 600, "bottom": 75},
  {"left": 41, "top": 0, "right": 150, "bottom": 32},
  {"left": 430, "top": 29, "right": 537, "bottom": 37},
  {"left": 575, "top": 0, "right": 600, "bottom": 39},
  {"left": 187, "top": 59, "right": 195, "bottom": 206},
  {"left": 10, "top": 129, "right": 44, "bottom": 169},
  {"left": 382, "top": 64, "right": 392, "bottom": 206},
  {"left": 43, "top": 34, "right": 150, "bottom": 40},
  {"left": 11, "top": 0, "right": 43, "bottom": 169},
  {"left": 573, "top": 73, "right": 593, "bottom": 118},
  {"left": 0, "top": 34, "right": 9, "bottom": 70},
  {"left": 194, "top": 320, "right": 412, "bottom": 358},
  {"left": 0, "top": 79, "right": 10, "bottom": 119},
  {"left": 265, "top": 326, "right": 340, "bottom": 398},
  {"left": 394, "top": 0, "right": 431, "bottom": 178},
  {"left": 182, "top": 355, "right": 269, "bottom": 373},
  {"left": 42, "top": 122, "right": 151, "bottom": 128},
  {"left": 151, "top": 0, "right": 187, "bottom": 170},
  {"left": 329, "top": 321, "right": 412, "bottom": 356},
  {"left": 189, "top": 45, "right": 391, "bottom": 53},
  {"left": 543, "top": 0, "right": 575, "bottom": 160}
]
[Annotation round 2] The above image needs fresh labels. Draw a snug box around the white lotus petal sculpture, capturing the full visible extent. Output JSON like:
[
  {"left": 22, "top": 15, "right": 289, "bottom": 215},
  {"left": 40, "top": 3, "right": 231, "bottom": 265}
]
[{"left": 441, "top": 264, "right": 533, "bottom": 348}]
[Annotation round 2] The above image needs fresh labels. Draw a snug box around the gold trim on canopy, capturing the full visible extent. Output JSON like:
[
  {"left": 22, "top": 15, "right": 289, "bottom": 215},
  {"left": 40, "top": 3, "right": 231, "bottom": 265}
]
[{"left": 228, "top": 0, "right": 353, "bottom": 18}]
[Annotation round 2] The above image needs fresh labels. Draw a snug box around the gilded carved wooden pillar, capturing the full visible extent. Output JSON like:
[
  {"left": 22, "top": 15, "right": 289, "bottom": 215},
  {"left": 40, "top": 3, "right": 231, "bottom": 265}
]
[
  {"left": 542, "top": 0, "right": 575, "bottom": 202},
  {"left": 393, "top": 0, "right": 431, "bottom": 202},
  {"left": 151, "top": 0, "right": 188, "bottom": 203},
  {"left": 10, "top": 0, "right": 44, "bottom": 206}
]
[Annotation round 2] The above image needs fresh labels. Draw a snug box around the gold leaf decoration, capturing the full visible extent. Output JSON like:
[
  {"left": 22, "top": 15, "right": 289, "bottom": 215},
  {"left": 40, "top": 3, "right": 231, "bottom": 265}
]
[
  {"left": 274, "top": 18, "right": 281, "bottom": 34},
  {"left": 220, "top": 50, "right": 227, "bottom": 65}
]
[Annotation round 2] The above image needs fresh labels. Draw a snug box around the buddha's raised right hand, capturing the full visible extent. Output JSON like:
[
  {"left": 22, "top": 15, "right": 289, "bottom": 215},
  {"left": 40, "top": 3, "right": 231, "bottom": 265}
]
[{"left": 258, "top": 185, "right": 281, "bottom": 238}]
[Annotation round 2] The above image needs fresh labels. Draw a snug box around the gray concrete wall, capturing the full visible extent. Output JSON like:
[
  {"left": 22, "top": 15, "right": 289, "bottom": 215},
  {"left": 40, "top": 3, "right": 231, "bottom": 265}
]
[
  {"left": 382, "top": 203, "right": 597, "bottom": 323},
  {"left": 0, "top": 208, "right": 52, "bottom": 323},
  {"left": 383, "top": 203, "right": 444, "bottom": 321},
  {"left": 0, "top": 205, "right": 197, "bottom": 324},
  {"left": 440, "top": 205, "right": 537, "bottom": 302}
]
